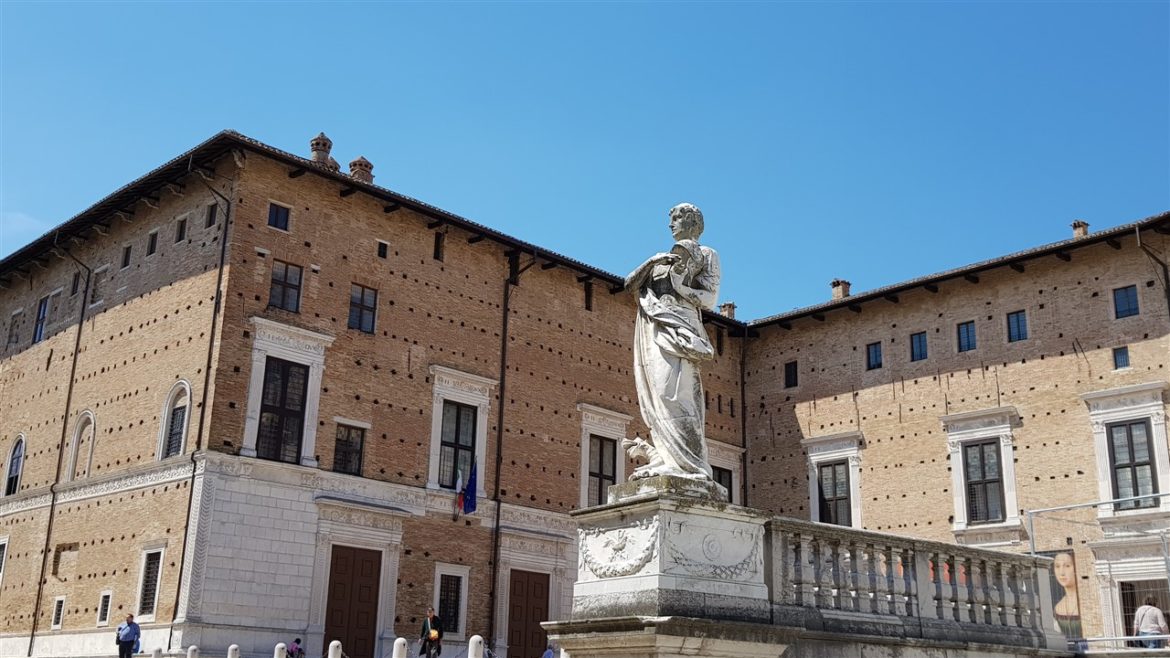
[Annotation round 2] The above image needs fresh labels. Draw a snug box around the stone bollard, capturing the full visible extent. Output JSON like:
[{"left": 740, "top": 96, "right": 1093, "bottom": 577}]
[
  {"left": 187, "top": 646, "right": 199, "bottom": 658},
  {"left": 274, "top": 643, "right": 287, "bottom": 658},
  {"left": 328, "top": 640, "right": 342, "bottom": 658},
  {"left": 228, "top": 645, "right": 240, "bottom": 658},
  {"left": 468, "top": 635, "right": 484, "bottom": 658},
  {"left": 392, "top": 638, "right": 408, "bottom": 658},
  {"left": 152, "top": 649, "right": 162, "bottom": 658}
]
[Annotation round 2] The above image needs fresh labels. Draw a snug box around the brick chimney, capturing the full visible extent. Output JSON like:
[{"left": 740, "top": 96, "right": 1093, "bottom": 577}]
[
  {"left": 349, "top": 156, "right": 374, "bottom": 184},
  {"left": 1072, "top": 220, "right": 1089, "bottom": 239},
  {"left": 310, "top": 132, "right": 340, "bottom": 171},
  {"left": 831, "top": 279, "right": 851, "bottom": 300},
  {"left": 719, "top": 302, "right": 736, "bottom": 319}
]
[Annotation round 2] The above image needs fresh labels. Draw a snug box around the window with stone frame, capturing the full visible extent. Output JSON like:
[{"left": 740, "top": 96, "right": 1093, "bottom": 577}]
[
  {"left": 97, "top": 591, "right": 112, "bottom": 626},
  {"left": 1109, "top": 419, "right": 1158, "bottom": 510},
  {"left": 802, "top": 431, "right": 863, "bottom": 528},
  {"left": 438, "top": 573, "right": 462, "bottom": 635},
  {"left": 268, "top": 260, "right": 303, "bottom": 313},
  {"left": 333, "top": 424, "right": 365, "bottom": 476},
  {"left": 51, "top": 597, "right": 65, "bottom": 630},
  {"left": 137, "top": 550, "right": 163, "bottom": 620},
  {"left": 256, "top": 357, "right": 309, "bottom": 464},
  {"left": 712, "top": 465, "right": 733, "bottom": 495},
  {"left": 439, "top": 401, "right": 476, "bottom": 489},
  {"left": 588, "top": 435, "right": 617, "bottom": 506},
  {"left": 348, "top": 284, "right": 377, "bottom": 334},
  {"left": 160, "top": 384, "right": 189, "bottom": 459},
  {"left": 817, "top": 460, "right": 851, "bottom": 527},
  {"left": 0, "top": 540, "right": 7, "bottom": 589},
  {"left": 5, "top": 437, "right": 24, "bottom": 496},
  {"left": 963, "top": 439, "right": 1005, "bottom": 524}
]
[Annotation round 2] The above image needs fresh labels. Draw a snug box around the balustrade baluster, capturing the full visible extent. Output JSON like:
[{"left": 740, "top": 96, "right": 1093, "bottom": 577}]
[
  {"left": 798, "top": 533, "right": 816, "bottom": 607},
  {"left": 991, "top": 561, "right": 1007, "bottom": 626},
  {"left": 829, "top": 538, "right": 844, "bottom": 609},
  {"left": 780, "top": 529, "right": 797, "bottom": 606},
  {"left": 1021, "top": 564, "right": 1037, "bottom": 630},
  {"left": 1007, "top": 563, "right": 1023, "bottom": 628},
  {"left": 863, "top": 543, "right": 878, "bottom": 614}
]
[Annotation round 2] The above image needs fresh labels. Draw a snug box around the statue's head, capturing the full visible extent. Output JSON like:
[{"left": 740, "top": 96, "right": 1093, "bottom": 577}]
[{"left": 669, "top": 203, "right": 704, "bottom": 241}]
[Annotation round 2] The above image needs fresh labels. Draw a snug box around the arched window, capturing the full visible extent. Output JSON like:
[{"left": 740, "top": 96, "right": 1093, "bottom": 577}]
[
  {"left": 5, "top": 437, "right": 25, "bottom": 496},
  {"left": 159, "top": 382, "right": 191, "bottom": 460},
  {"left": 68, "top": 412, "right": 95, "bottom": 482}
]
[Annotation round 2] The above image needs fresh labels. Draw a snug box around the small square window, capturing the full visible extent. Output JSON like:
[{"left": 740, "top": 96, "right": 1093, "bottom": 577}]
[
  {"left": 866, "top": 342, "right": 882, "bottom": 370},
  {"left": 175, "top": 217, "right": 187, "bottom": 243},
  {"left": 1113, "top": 346, "right": 1130, "bottom": 370},
  {"left": 377, "top": 241, "right": 388, "bottom": 259},
  {"left": 205, "top": 204, "right": 218, "bottom": 228},
  {"left": 910, "top": 331, "right": 928, "bottom": 361},
  {"left": 268, "top": 203, "right": 291, "bottom": 231},
  {"left": 1007, "top": 310, "right": 1028, "bottom": 342},
  {"left": 147, "top": 231, "right": 158, "bottom": 256},
  {"left": 121, "top": 245, "right": 132, "bottom": 270},
  {"left": 784, "top": 360, "right": 798, "bottom": 388},
  {"left": 1114, "top": 285, "right": 1139, "bottom": 319},
  {"left": 957, "top": 320, "right": 977, "bottom": 352}
]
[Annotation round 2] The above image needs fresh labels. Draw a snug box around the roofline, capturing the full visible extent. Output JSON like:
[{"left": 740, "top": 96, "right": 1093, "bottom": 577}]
[{"left": 749, "top": 209, "right": 1170, "bottom": 329}]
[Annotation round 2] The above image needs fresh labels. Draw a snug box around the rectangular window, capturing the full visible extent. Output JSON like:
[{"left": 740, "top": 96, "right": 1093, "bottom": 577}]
[
  {"left": 1109, "top": 419, "right": 1158, "bottom": 510},
  {"left": 146, "top": 231, "right": 158, "bottom": 256},
  {"left": 268, "top": 203, "right": 290, "bottom": 231},
  {"left": 865, "top": 342, "right": 882, "bottom": 370},
  {"left": 1114, "top": 346, "right": 1131, "bottom": 370},
  {"left": 817, "top": 460, "right": 851, "bottom": 526},
  {"left": 712, "top": 465, "right": 733, "bottom": 496},
  {"left": 963, "top": 440, "right": 1004, "bottom": 523},
  {"left": 97, "top": 592, "right": 112, "bottom": 626},
  {"left": 268, "top": 261, "right": 302, "bottom": 313},
  {"left": 70, "top": 272, "right": 80, "bottom": 296},
  {"left": 6, "top": 312, "right": 20, "bottom": 345},
  {"left": 377, "top": 241, "right": 388, "bottom": 259},
  {"left": 163, "top": 405, "right": 186, "bottom": 459},
  {"left": 1115, "top": 285, "right": 1140, "bottom": 319},
  {"left": 910, "top": 331, "right": 928, "bottom": 361},
  {"left": 957, "top": 320, "right": 977, "bottom": 352},
  {"left": 348, "top": 284, "right": 377, "bottom": 333},
  {"left": 205, "top": 204, "right": 218, "bottom": 228},
  {"left": 52, "top": 597, "right": 65, "bottom": 629},
  {"left": 433, "top": 232, "right": 445, "bottom": 261},
  {"left": 175, "top": 217, "right": 187, "bottom": 243},
  {"left": 121, "top": 245, "right": 132, "bottom": 270},
  {"left": 584, "top": 280, "right": 593, "bottom": 311},
  {"left": 33, "top": 296, "right": 50, "bottom": 344},
  {"left": 588, "top": 435, "right": 617, "bottom": 506},
  {"left": 438, "top": 400, "right": 476, "bottom": 489},
  {"left": 1007, "top": 310, "right": 1028, "bottom": 342},
  {"left": 257, "top": 357, "right": 309, "bottom": 464},
  {"left": 333, "top": 425, "right": 365, "bottom": 476},
  {"left": 438, "top": 573, "right": 462, "bottom": 636},
  {"left": 90, "top": 268, "right": 106, "bottom": 305},
  {"left": 137, "top": 550, "right": 162, "bottom": 618},
  {"left": 784, "top": 360, "right": 798, "bottom": 388}
]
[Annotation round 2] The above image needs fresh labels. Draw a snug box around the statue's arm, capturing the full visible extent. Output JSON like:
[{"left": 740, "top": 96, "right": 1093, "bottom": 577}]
[
  {"left": 671, "top": 249, "right": 721, "bottom": 310},
  {"left": 625, "top": 253, "right": 678, "bottom": 291}
]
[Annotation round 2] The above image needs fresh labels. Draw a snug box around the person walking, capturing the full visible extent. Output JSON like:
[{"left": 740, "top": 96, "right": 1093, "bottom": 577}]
[
  {"left": 115, "top": 614, "right": 141, "bottom": 658},
  {"left": 1134, "top": 595, "right": 1169, "bottom": 648},
  {"left": 418, "top": 607, "right": 443, "bottom": 658}
]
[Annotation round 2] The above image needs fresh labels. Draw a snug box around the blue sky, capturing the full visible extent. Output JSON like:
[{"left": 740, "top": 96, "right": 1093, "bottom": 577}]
[{"left": 1, "top": 2, "right": 1167, "bottom": 321}]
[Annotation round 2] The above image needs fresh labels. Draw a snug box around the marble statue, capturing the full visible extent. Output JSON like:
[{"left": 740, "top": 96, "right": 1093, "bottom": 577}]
[{"left": 623, "top": 203, "right": 721, "bottom": 482}]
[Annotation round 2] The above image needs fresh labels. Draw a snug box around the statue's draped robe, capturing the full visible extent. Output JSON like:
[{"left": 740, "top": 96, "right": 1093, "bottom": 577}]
[{"left": 632, "top": 244, "right": 721, "bottom": 479}]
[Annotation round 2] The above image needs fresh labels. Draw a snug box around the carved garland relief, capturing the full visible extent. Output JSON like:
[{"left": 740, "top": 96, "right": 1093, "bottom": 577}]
[{"left": 579, "top": 516, "right": 659, "bottom": 578}]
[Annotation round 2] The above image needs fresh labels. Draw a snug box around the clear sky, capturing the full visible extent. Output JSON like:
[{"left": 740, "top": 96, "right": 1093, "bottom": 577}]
[{"left": 1, "top": 2, "right": 1167, "bottom": 322}]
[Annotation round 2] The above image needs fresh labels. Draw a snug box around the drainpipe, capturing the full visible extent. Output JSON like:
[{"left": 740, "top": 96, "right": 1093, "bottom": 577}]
[
  {"left": 166, "top": 159, "right": 236, "bottom": 649},
  {"left": 27, "top": 235, "right": 91, "bottom": 656}
]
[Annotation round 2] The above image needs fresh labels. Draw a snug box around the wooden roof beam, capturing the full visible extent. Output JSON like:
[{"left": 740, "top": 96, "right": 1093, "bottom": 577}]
[
  {"left": 339, "top": 187, "right": 357, "bottom": 198},
  {"left": 1055, "top": 250, "right": 1071, "bottom": 262},
  {"left": 884, "top": 294, "right": 899, "bottom": 303},
  {"left": 288, "top": 168, "right": 307, "bottom": 178},
  {"left": 1106, "top": 238, "right": 1122, "bottom": 249},
  {"left": 1009, "top": 262, "right": 1025, "bottom": 273},
  {"left": 467, "top": 234, "right": 485, "bottom": 244},
  {"left": 964, "top": 274, "right": 980, "bottom": 283},
  {"left": 427, "top": 220, "right": 444, "bottom": 229},
  {"left": 540, "top": 261, "right": 559, "bottom": 270},
  {"left": 383, "top": 203, "right": 400, "bottom": 214},
  {"left": 924, "top": 283, "right": 939, "bottom": 293}
]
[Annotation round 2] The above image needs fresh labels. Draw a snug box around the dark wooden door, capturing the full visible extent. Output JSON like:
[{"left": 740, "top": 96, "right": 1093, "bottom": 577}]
[
  {"left": 507, "top": 570, "right": 550, "bottom": 658},
  {"left": 324, "top": 546, "right": 382, "bottom": 658}
]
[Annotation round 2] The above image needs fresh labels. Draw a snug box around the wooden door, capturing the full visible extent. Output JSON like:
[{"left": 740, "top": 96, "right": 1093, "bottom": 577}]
[
  {"left": 324, "top": 546, "right": 382, "bottom": 658},
  {"left": 507, "top": 570, "right": 550, "bottom": 658}
]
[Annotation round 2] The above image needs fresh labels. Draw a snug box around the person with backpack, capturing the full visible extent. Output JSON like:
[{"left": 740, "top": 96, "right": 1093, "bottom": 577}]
[
  {"left": 1134, "top": 596, "right": 1169, "bottom": 648},
  {"left": 418, "top": 607, "right": 443, "bottom": 658}
]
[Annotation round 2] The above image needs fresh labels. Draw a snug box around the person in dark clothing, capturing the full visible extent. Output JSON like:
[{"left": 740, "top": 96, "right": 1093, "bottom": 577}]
[
  {"left": 418, "top": 607, "right": 443, "bottom": 658},
  {"left": 115, "top": 614, "right": 141, "bottom": 658}
]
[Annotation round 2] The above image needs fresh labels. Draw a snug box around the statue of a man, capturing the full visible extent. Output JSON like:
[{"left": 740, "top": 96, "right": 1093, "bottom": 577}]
[{"left": 623, "top": 203, "right": 721, "bottom": 482}]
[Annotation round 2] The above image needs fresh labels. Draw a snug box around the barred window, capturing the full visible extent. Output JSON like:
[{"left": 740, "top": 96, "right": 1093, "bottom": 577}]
[
  {"left": 964, "top": 440, "right": 1004, "bottom": 523},
  {"left": 137, "top": 551, "right": 162, "bottom": 618},
  {"left": 161, "top": 385, "right": 189, "bottom": 459},
  {"left": 333, "top": 425, "right": 365, "bottom": 476},
  {"left": 438, "top": 573, "right": 462, "bottom": 635},
  {"left": 1114, "top": 346, "right": 1131, "bottom": 370},
  {"left": 97, "top": 592, "right": 112, "bottom": 626}
]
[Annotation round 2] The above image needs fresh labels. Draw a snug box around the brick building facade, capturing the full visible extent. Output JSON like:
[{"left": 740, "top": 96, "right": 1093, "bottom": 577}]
[{"left": 1, "top": 130, "right": 1166, "bottom": 658}]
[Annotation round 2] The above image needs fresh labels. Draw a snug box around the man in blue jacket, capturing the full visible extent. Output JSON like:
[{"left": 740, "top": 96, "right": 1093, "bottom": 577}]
[{"left": 116, "top": 614, "right": 141, "bottom": 658}]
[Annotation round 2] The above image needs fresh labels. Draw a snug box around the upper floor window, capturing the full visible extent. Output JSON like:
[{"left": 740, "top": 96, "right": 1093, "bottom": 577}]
[
  {"left": 818, "top": 460, "right": 851, "bottom": 527},
  {"left": 6, "top": 311, "right": 20, "bottom": 346},
  {"left": 712, "top": 465, "right": 733, "bottom": 495},
  {"left": 67, "top": 412, "right": 95, "bottom": 482},
  {"left": 121, "top": 245, "right": 133, "bottom": 270},
  {"left": 941, "top": 407, "right": 1022, "bottom": 543},
  {"left": 801, "top": 431, "right": 863, "bottom": 528},
  {"left": 1114, "top": 346, "right": 1131, "bottom": 370},
  {"left": 333, "top": 424, "right": 365, "bottom": 476},
  {"left": 90, "top": 267, "right": 108, "bottom": 305},
  {"left": 963, "top": 439, "right": 1005, "bottom": 524},
  {"left": 146, "top": 231, "right": 158, "bottom": 256},
  {"left": 784, "top": 360, "right": 798, "bottom": 388},
  {"left": 257, "top": 357, "right": 309, "bottom": 464},
  {"left": 348, "top": 284, "right": 377, "bottom": 334},
  {"left": 433, "top": 232, "right": 445, "bottom": 261},
  {"left": 5, "top": 437, "right": 25, "bottom": 496},
  {"left": 584, "top": 280, "right": 594, "bottom": 312},
  {"left": 268, "top": 261, "right": 302, "bottom": 313},
  {"left": 587, "top": 435, "right": 617, "bottom": 506},
  {"left": 957, "top": 320, "right": 977, "bottom": 352},
  {"left": 910, "top": 331, "right": 928, "bottom": 361},
  {"left": 159, "top": 382, "right": 190, "bottom": 459},
  {"left": 1114, "top": 285, "right": 1140, "bottom": 319},
  {"left": 33, "top": 296, "right": 50, "bottom": 344},
  {"left": 1007, "top": 310, "right": 1028, "bottom": 342},
  {"left": 376, "top": 241, "right": 389, "bottom": 259},
  {"left": 439, "top": 401, "right": 476, "bottom": 490},
  {"left": 1109, "top": 419, "right": 1158, "bottom": 510},
  {"left": 70, "top": 272, "right": 81, "bottom": 296},
  {"left": 97, "top": 591, "right": 112, "bottom": 626},
  {"left": 268, "top": 203, "right": 290, "bottom": 231},
  {"left": 205, "top": 204, "right": 218, "bottom": 228},
  {"left": 175, "top": 216, "right": 188, "bottom": 243},
  {"left": 865, "top": 342, "right": 882, "bottom": 370}
]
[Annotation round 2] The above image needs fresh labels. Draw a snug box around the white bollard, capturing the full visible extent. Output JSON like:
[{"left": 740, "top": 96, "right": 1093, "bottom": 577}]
[
  {"left": 328, "top": 640, "right": 342, "bottom": 658},
  {"left": 274, "top": 643, "right": 287, "bottom": 658},
  {"left": 392, "top": 638, "right": 408, "bottom": 658},
  {"left": 187, "top": 646, "right": 199, "bottom": 658},
  {"left": 228, "top": 645, "right": 240, "bottom": 658},
  {"left": 468, "top": 635, "right": 484, "bottom": 658},
  {"left": 152, "top": 649, "right": 162, "bottom": 658}
]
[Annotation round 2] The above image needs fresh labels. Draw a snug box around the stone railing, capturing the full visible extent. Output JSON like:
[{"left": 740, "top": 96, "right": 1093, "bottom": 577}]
[{"left": 768, "top": 517, "right": 1063, "bottom": 648}]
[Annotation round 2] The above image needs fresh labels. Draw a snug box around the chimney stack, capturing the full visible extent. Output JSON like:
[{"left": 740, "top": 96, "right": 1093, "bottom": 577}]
[
  {"left": 310, "top": 132, "right": 340, "bottom": 171},
  {"left": 831, "top": 279, "right": 851, "bottom": 300},
  {"left": 349, "top": 156, "right": 374, "bottom": 184},
  {"left": 1072, "top": 220, "right": 1089, "bottom": 239},
  {"left": 719, "top": 302, "right": 736, "bottom": 319}
]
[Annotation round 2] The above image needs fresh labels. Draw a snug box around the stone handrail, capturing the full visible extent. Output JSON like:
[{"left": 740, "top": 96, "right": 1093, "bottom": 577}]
[{"left": 768, "top": 517, "right": 1062, "bottom": 648}]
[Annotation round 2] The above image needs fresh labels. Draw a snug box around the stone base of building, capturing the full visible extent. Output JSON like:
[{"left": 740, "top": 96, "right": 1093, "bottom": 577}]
[{"left": 544, "top": 616, "right": 791, "bottom": 658}]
